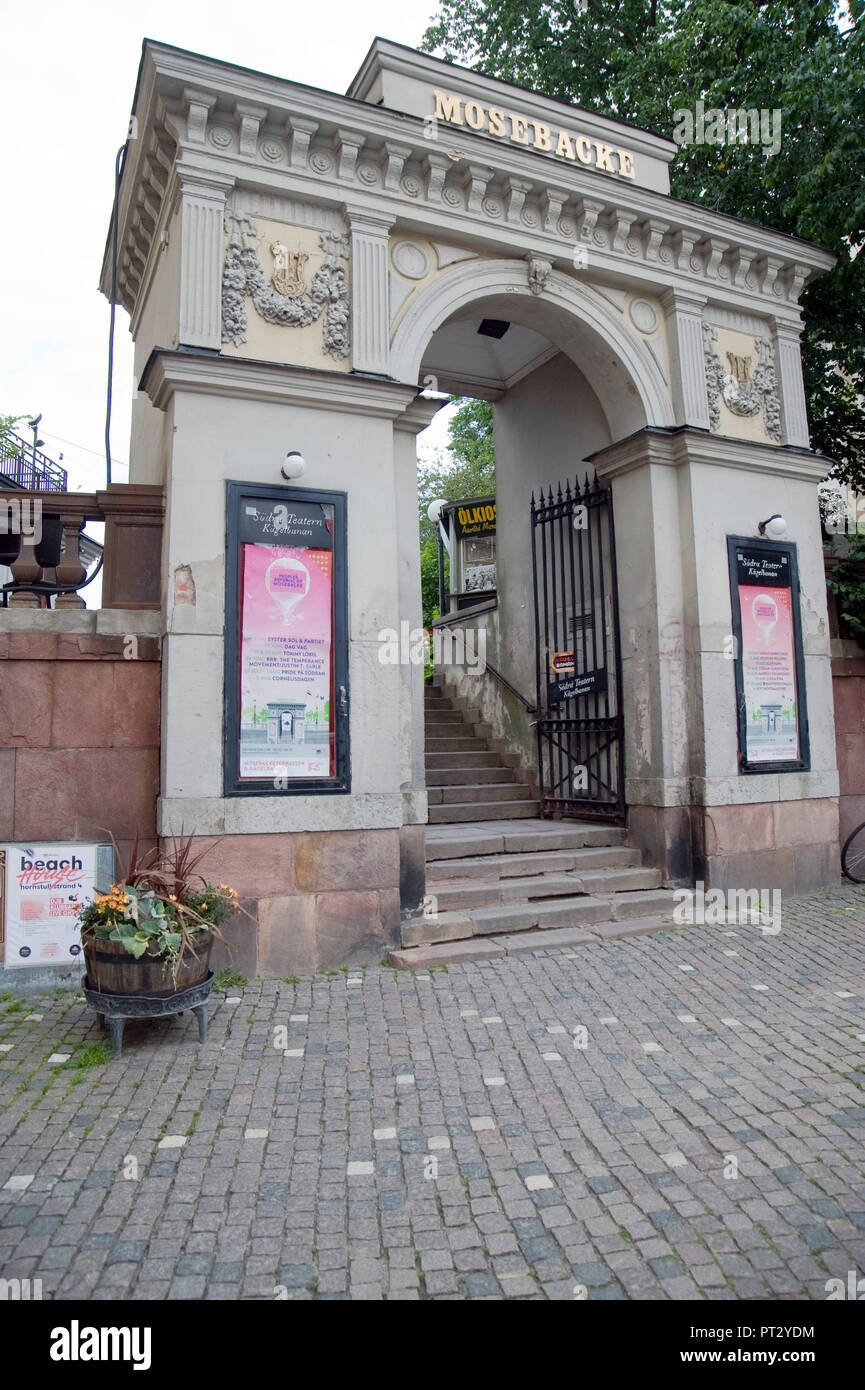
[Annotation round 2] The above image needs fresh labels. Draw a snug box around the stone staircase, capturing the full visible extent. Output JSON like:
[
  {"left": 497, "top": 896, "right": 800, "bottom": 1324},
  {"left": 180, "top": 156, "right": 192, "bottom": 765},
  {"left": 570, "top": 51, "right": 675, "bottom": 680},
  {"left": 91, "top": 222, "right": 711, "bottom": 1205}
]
[
  {"left": 424, "top": 685, "right": 539, "bottom": 823},
  {"left": 389, "top": 685, "right": 679, "bottom": 967}
]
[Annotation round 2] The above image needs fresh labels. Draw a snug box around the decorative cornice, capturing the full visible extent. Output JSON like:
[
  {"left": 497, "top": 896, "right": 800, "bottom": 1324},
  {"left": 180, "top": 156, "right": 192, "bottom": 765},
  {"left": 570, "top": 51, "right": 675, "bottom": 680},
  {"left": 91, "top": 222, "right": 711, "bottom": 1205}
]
[
  {"left": 139, "top": 348, "right": 418, "bottom": 418},
  {"left": 589, "top": 424, "right": 832, "bottom": 483},
  {"left": 104, "top": 41, "right": 836, "bottom": 323}
]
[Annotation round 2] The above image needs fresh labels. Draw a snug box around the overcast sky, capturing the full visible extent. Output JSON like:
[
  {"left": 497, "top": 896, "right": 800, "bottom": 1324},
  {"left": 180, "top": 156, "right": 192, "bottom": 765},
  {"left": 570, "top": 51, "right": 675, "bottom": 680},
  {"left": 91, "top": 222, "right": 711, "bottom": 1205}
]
[{"left": 0, "top": 0, "right": 451, "bottom": 493}]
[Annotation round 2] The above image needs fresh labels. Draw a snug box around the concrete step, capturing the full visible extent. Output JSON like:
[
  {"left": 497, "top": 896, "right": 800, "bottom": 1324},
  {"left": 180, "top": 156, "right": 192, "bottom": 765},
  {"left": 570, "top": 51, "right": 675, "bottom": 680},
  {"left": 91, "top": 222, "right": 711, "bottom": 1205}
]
[
  {"left": 428, "top": 800, "right": 541, "bottom": 823},
  {"left": 425, "top": 766, "right": 518, "bottom": 787},
  {"left": 425, "top": 844, "right": 641, "bottom": 880},
  {"left": 427, "top": 782, "right": 532, "bottom": 806},
  {"left": 425, "top": 820, "right": 625, "bottom": 858},
  {"left": 425, "top": 751, "right": 501, "bottom": 768}
]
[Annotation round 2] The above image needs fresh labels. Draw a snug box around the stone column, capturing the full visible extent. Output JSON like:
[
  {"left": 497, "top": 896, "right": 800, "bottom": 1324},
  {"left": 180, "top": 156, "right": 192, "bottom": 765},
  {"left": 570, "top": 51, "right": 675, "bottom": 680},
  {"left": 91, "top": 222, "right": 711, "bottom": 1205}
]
[
  {"left": 343, "top": 206, "right": 395, "bottom": 376},
  {"left": 592, "top": 430, "right": 693, "bottom": 881},
  {"left": 393, "top": 397, "right": 446, "bottom": 913},
  {"left": 176, "top": 167, "right": 234, "bottom": 350},
  {"left": 593, "top": 426, "right": 839, "bottom": 893},
  {"left": 662, "top": 288, "right": 710, "bottom": 429},
  {"left": 773, "top": 319, "right": 811, "bottom": 448}
]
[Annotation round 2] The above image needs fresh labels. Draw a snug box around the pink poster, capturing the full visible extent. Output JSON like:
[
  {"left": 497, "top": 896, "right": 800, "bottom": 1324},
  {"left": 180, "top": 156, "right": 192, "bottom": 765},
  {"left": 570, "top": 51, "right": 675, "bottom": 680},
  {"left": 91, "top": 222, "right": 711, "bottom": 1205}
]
[
  {"left": 238, "top": 543, "right": 334, "bottom": 779},
  {"left": 738, "top": 583, "right": 799, "bottom": 763}
]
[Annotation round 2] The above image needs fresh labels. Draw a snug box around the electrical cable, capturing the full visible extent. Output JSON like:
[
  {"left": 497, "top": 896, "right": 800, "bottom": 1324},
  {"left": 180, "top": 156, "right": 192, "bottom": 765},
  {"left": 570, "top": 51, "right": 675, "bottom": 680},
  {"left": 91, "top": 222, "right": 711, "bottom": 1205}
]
[{"left": 105, "top": 142, "right": 127, "bottom": 489}]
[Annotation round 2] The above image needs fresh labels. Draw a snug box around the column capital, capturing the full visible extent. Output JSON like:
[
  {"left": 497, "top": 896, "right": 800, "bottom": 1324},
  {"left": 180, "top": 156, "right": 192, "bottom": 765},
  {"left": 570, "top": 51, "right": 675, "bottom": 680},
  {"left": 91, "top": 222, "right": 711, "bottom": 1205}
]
[
  {"left": 662, "top": 290, "right": 710, "bottom": 430},
  {"left": 660, "top": 285, "right": 708, "bottom": 314},
  {"left": 341, "top": 205, "right": 397, "bottom": 234}
]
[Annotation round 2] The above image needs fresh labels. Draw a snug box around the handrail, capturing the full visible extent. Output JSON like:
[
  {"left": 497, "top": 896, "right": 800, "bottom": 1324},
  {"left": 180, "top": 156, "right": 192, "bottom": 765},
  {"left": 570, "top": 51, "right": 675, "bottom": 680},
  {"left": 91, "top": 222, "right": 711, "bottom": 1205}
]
[{"left": 436, "top": 618, "right": 538, "bottom": 714}]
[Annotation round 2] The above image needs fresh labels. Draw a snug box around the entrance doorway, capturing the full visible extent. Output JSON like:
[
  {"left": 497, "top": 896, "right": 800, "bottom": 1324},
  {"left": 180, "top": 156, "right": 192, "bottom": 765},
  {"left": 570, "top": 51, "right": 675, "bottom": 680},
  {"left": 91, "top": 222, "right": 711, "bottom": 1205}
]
[{"left": 531, "top": 474, "right": 624, "bottom": 820}]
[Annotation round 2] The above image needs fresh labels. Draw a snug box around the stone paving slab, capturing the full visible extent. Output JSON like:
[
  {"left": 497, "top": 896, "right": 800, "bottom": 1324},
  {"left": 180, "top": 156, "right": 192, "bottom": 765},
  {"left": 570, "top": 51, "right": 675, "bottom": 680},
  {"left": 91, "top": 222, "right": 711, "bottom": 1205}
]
[{"left": 1, "top": 885, "right": 864, "bottom": 1301}]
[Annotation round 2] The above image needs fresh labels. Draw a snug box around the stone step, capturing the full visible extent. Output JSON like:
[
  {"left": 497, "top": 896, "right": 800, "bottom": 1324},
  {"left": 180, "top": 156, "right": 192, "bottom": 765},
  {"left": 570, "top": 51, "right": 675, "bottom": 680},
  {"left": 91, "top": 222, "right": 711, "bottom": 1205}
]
[
  {"left": 427, "top": 782, "right": 532, "bottom": 806},
  {"left": 389, "top": 938, "right": 507, "bottom": 969},
  {"left": 425, "top": 866, "right": 659, "bottom": 912},
  {"left": 605, "top": 889, "right": 676, "bottom": 921},
  {"left": 425, "top": 751, "right": 501, "bottom": 768},
  {"left": 425, "top": 820, "right": 625, "bottom": 858},
  {"left": 394, "top": 906, "right": 680, "bottom": 960},
  {"left": 401, "top": 894, "right": 611, "bottom": 945},
  {"left": 425, "top": 844, "right": 640, "bottom": 879},
  {"left": 425, "top": 735, "right": 489, "bottom": 751},
  {"left": 425, "top": 766, "right": 518, "bottom": 787},
  {"left": 428, "top": 800, "right": 541, "bottom": 823}
]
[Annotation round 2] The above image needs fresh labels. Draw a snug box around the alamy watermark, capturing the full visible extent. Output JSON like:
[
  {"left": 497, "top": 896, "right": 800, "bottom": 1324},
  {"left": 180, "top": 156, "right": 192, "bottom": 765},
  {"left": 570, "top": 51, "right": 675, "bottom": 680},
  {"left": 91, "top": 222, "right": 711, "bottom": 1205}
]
[
  {"left": 0, "top": 496, "right": 42, "bottom": 543},
  {"left": 673, "top": 101, "right": 782, "bottom": 158},
  {"left": 673, "top": 881, "right": 782, "bottom": 935},
  {"left": 377, "top": 621, "right": 486, "bottom": 672},
  {"left": 819, "top": 478, "right": 865, "bottom": 534}
]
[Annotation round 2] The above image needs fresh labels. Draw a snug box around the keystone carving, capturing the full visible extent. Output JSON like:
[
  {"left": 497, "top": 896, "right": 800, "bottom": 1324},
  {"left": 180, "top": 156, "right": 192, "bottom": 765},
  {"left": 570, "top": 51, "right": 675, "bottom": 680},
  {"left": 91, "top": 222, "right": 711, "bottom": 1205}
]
[{"left": 527, "top": 255, "right": 553, "bottom": 296}]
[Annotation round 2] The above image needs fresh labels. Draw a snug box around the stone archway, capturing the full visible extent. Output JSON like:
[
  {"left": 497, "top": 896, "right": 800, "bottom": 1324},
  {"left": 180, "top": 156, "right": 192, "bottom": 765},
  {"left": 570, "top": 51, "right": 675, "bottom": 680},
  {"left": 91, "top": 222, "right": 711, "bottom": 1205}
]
[{"left": 389, "top": 257, "right": 674, "bottom": 437}]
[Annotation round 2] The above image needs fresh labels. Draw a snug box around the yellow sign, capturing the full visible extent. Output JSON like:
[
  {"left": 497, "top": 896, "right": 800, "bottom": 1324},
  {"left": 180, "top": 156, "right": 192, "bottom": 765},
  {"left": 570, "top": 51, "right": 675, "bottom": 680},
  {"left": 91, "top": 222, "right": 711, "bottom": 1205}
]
[
  {"left": 433, "top": 90, "right": 636, "bottom": 180},
  {"left": 551, "top": 650, "right": 576, "bottom": 673},
  {"left": 454, "top": 502, "right": 496, "bottom": 539}
]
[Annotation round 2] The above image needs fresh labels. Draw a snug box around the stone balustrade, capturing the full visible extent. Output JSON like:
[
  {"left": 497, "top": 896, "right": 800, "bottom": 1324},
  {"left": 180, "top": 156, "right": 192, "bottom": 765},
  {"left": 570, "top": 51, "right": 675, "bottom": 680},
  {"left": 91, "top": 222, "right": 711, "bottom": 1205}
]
[{"left": 0, "top": 484, "right": 164, "bottom": 610}]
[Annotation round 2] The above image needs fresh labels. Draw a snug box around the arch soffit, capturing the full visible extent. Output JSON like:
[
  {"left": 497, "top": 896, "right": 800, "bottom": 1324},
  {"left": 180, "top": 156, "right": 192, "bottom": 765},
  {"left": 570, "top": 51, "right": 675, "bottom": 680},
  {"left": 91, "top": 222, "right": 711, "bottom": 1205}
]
[{"left": 389, "top": 259, "right": 675, "bottom": 434}]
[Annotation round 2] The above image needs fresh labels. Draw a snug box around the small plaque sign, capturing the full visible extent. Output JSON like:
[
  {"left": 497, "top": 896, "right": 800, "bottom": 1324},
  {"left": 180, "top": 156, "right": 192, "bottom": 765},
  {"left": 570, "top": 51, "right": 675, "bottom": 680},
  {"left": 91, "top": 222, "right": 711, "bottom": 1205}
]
[{"left": 548, "top": 668, "right": 607, "bottom": 704}]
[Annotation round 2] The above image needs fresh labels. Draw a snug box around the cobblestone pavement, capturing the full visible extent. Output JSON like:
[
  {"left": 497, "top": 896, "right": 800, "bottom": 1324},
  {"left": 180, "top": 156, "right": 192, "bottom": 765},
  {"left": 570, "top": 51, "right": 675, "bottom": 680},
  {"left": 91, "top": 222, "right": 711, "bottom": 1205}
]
[{"left": 1, "top": 886, "right": 865, "bottom": 1302}]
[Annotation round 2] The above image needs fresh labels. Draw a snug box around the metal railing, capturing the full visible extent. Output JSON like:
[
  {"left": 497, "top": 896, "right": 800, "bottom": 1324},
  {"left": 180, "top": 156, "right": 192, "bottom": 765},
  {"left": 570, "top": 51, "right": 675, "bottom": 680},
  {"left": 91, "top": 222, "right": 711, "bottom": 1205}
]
[
  {"left": 432, "top": 613, "right": 538, "bottom": 713},
  {"left": 0, "top": 433, "right": 67, "bottom": 492}
]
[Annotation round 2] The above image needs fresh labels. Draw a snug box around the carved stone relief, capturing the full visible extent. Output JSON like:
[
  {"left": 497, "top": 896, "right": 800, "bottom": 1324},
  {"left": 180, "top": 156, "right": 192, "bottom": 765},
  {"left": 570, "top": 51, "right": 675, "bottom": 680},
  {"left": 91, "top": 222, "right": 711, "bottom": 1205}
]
[
  {"left": 221, "top": 214, "right": 350, "bottom": 359},
  {"left": 703, "top": 324, "right": 782, "bottom": 441}
]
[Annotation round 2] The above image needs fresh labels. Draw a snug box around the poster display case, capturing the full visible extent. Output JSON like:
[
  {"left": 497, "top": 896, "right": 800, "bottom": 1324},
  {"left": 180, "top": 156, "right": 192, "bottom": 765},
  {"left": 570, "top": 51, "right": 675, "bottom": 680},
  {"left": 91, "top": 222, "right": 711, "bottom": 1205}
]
[
  {"left": 727, "top": 536, "right": 810, "bottom": 774},
  {"left": 224, "top": 482, "right": 350, "bottom": 795}
]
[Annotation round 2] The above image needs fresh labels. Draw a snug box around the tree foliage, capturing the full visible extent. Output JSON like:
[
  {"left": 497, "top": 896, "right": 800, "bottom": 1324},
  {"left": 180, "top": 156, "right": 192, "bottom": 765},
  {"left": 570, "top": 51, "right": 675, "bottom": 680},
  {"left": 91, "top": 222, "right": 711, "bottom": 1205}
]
[{"left": 421, "top": 0, "right": 865, "bottom": 485}]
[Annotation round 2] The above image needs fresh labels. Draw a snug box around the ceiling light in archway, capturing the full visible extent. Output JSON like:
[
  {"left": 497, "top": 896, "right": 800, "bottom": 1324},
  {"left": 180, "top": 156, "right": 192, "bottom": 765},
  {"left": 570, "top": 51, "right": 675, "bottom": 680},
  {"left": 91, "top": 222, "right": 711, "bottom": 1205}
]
[{"left": 477, "top": 319, "right": 510, "bottom": 339}]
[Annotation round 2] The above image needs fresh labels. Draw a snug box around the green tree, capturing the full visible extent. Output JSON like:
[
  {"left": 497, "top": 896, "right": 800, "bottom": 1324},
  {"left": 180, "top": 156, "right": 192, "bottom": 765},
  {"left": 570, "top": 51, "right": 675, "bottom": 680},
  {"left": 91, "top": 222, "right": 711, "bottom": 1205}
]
[
  {"left": 418, "top": 398, "right": 495, "bottom": 623},
  {"left": 0, "top": 414, "right": 30, "bottom": 444},
  {"left": 421, "top": 0, "right": 865, "bottom": 485}
]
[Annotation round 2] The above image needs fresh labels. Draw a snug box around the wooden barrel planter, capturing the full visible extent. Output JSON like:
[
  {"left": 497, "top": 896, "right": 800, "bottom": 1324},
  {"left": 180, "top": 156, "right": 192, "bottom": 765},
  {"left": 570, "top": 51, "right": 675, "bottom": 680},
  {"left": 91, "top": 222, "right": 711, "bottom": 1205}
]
[{"left": 83, "top": 933, "right": 213, "bottom": 998}]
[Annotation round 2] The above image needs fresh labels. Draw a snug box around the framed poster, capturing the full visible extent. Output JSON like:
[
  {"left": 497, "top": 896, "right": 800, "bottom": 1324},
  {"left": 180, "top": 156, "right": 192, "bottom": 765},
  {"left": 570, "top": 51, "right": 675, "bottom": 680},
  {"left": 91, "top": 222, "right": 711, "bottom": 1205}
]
[
  {"left": 727, "top": 536, "right": 810, "bottom": 774},
  {"left": 224, "top": 482, "right": 350, "bottom": 795}
]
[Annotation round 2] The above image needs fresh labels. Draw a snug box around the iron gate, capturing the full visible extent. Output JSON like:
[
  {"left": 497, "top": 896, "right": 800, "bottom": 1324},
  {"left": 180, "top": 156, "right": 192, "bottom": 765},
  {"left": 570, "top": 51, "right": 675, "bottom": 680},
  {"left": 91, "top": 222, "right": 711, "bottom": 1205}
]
[{"left": 531, "top": 475, "right": 624, "bottom": 820}]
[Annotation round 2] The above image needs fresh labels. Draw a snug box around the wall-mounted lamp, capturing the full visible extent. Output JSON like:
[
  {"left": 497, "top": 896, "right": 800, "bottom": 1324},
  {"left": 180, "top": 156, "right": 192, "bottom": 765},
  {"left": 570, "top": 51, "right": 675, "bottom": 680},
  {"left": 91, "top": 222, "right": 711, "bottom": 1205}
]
[
  {"left": 427, "top": 498, "right": 449, "bottom": 524},
  {"left": 281, "top": 451, "right": 307, "bottom": 480},
  {"left": 758, "top": 514, "right": 788, "bottom": 539}
]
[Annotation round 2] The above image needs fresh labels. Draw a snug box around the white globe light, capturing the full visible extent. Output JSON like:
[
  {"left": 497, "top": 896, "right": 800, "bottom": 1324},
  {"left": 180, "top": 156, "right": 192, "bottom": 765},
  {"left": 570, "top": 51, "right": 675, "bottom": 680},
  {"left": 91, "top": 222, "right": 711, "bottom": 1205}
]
[
  {"left": 427, "top": 498, "right": 449, "bottom": 524},
  {"left": 281, "top": 451, "right": 307, "bottom": 480},
  {"left": 764, "top": 514, "right": 787, "bottom": 539}
]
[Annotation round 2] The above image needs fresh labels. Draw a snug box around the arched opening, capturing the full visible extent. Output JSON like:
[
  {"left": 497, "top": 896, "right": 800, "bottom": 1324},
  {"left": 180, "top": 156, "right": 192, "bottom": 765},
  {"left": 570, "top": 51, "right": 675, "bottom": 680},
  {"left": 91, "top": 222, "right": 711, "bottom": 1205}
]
[{"left": 403, "top": 266, "right": 664, "bottom": 824}]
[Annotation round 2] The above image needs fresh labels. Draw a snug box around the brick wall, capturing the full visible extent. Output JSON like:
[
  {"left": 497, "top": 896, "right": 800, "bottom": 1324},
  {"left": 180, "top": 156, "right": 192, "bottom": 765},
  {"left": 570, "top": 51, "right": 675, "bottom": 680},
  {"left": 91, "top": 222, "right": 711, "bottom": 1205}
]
[
  {"left": 0, "top": 616, "right": 160, "bottom": 870},
  {"left": 832, "top": 649, "right": 865, "bottom": 849}
]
